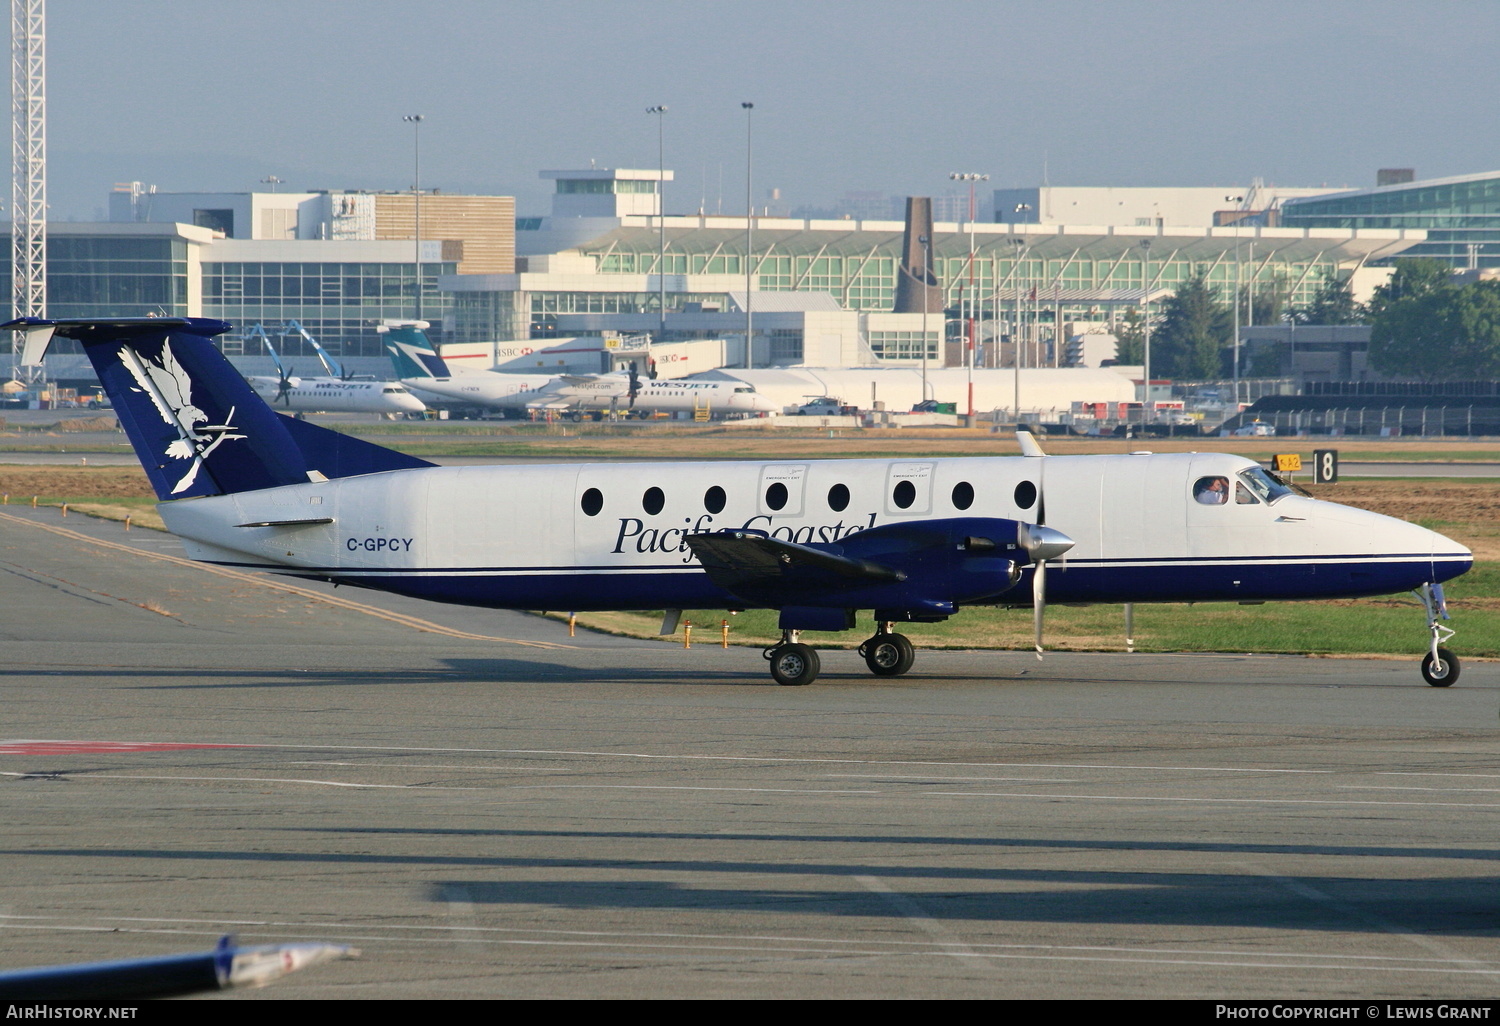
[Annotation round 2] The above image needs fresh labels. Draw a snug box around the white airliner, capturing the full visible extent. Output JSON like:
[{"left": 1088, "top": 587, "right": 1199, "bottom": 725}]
[
  {"left": 11, "top": 317, "right": 1473, "bottom": 688},
  {"left": 244, "top": 376, "right": 427, "bottom": 417},
  {"left": 382, "top": 324, "right": 778, "bottom": 418},
  {"left": 243, "top": 323, "right": 427, "bottom": 417}
]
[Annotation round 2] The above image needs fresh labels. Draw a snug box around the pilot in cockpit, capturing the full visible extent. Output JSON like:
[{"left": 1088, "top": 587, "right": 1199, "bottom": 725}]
[{"left": 1194, "top": 475, "right": 1229, "bottom": 505}]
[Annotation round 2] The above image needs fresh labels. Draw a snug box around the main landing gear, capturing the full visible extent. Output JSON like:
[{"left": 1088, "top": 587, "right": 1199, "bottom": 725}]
[
  {"left": 1416, "top": 582, "right": 1460, "bottom": 687},
  {"left": 765, "top": 631, "right": 820, "bottom": 687},
  {"left": 859, "top": 623, "right": 915, "bottom": 677},
  {"left": 764, "top": 624, "right": 916, "bottom": 686}
]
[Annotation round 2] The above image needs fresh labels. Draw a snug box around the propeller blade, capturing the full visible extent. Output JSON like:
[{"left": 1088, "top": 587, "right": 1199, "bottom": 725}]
[
  {"left": 1033, "top": 558, "right": 1047, "bottom": 660},
  {"left": 1015, "top": 428, "right": 1057, "bottom": 659}
]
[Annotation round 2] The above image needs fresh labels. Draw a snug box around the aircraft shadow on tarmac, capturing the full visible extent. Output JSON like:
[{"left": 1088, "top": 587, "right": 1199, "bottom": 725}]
[
  {"left": 292, "top": 824, "right": 1500, "bottom": 866},
  {"left": 423, "top": 873, "right": 1499, "bottom": 935},
  {"left": 10, "top": 845, "right": 1495, "bottom": 934},
  {"left": 14, "top": 846, "right": 1500, "bottom": 936},
  {"left": 7, "top": 661, "right": 768, "bottom": 689}
]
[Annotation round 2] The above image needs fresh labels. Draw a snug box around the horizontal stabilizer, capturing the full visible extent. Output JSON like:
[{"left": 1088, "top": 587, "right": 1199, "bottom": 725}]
[{"left": 236, "top": 517, "right": 335, "bottom": 528}]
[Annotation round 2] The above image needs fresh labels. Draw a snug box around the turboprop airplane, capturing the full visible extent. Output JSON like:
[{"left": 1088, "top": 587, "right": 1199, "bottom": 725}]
[
  {"left": 383, "top": 323, "right": 778, "bottom": 419},
  {"left": 244, "top": 323, "right": 427, "bottom": 417},
  {"left": 8, "top": 317, "right": 1473, "bottom": 688}
]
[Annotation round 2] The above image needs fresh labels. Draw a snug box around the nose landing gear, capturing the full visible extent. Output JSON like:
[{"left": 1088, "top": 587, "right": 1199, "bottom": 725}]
[{"left": 1416, "top": 583, "right": 1460, "bottom": 687}]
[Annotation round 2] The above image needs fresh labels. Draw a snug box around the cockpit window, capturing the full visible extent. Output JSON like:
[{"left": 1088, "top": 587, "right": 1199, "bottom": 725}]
[
  {"left": 1235, "top": 481, "right": 1258, "bottom": 504},
  {"left": 1193, "top": 476, "right": 1229, "bottom": 505},
  {"left": 1238, "top": 466, "right": 1293, "bottom": 504},
  {"left": 734, "top": 386, "right": 754, "bottom": 393}
]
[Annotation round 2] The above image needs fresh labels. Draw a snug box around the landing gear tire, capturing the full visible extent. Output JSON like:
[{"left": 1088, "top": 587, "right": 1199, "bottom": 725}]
[
  {"left": 861, "top": 633, "right": 915, "bottom": 676},
  {"left": 1422, "top": 647, "right": 1460, "bottom": 687},
  {"left": 768, "top": 643, "right": 820, "bottom": 687}
]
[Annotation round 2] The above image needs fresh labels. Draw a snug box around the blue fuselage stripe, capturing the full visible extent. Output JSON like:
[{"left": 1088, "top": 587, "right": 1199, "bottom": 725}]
[{"left": 213, "top": 555, "right": 1472, "bottom": 612}]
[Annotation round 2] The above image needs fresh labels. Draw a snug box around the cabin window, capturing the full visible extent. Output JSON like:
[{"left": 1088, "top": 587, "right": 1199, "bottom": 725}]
[
  {"left": 1193, "top": 476, "right": 1229, "bottom": 505},
  {"left": 827, "top": 483, "right": 850, "bottom": 512},
  {"left": 765, "top": 482, "right": 788, "bottom": 511},
  {"left": 643, "top": 487, "right": 665, "bottom": 515},
  {"left": 1014, "top": 481, "right": 1037, "bottom": 510},
  {"left": 580, "top": 487, "right": 604, "bottom": 516},
  {"left": 893, "top": 480, "right": 916, "bottom": 510},
  {"left": 952, "top": 481, "right": 975, "bottom": 510},
  {"left": 704, "top": 485, "right": 726, "bottom": 514}
]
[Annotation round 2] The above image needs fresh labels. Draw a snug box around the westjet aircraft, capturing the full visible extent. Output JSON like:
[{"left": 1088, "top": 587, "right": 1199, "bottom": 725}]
[
  {"left": 383, "top": 323, "right": 778, "bottom": 418},
  {"left": 242, "top": 323, "right": 426, "bottom": 418},
  {"left": 10, "top": 317, "right": 1473, "bottom": 688}
]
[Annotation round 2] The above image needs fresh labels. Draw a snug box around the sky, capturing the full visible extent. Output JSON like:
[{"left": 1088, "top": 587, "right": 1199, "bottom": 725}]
[{"left": 41, "top": 0, "right": 1500, "bottom": 221}]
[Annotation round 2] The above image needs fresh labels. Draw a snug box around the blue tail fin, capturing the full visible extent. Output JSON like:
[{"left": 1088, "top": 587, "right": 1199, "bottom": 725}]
[
  {"left": 380, "top": 323, "right": 451, "bottom": 379},
  {"left": 4, "top": 318, "right": 433, "bottom": 500}
]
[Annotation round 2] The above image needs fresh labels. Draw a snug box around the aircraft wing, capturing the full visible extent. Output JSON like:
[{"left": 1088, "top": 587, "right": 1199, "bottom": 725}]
[{"left": 685, "top": 529, "right": 906, "bottom": 596}]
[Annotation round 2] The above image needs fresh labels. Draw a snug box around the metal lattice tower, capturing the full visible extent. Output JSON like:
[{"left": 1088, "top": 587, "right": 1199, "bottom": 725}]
[{"left": 11, "top": 0, "right": 43, "bottom": 377}]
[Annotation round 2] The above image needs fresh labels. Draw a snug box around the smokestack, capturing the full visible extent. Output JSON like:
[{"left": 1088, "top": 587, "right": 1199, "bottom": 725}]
[{"left": 893, "top": 197, "right": 943, "bottom": 313}]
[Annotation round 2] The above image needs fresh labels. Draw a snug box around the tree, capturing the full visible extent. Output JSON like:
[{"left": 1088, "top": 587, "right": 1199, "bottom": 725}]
[
  {"left": 1151, "top": 270, "right": 1231, "bottom": 379},
  {"left": 1366, "top": 258, "right": 1451, "bottom": 321},
  {"left": 1292, "top": 274, "right": 1364, "bottom": 325},
  {"left": 1370, "top": 277, "right": 1500, "bottom": 380},
  {"left": 1236, "top": 274, "right": 1291, "bottom": 327},
  {"left": 1113, "top": 307, "right": 1145, "bottom": 364}
]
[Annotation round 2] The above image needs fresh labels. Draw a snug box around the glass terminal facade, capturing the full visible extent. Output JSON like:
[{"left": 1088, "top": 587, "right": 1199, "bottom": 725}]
[
  {"left": 203, "top": 259, "right": 455, "bottom": 357},
  {"left": 2, "top": 232, "right": 193, "bottom": 354},
  {"left": 1282, "top": 173, "right": 1500, "bottom": 268},
  {"left": 577, "top": 239, "right": 1344, "bottom": 320}
]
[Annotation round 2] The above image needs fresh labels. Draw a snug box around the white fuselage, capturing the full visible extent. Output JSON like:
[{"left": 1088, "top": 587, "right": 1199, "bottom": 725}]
[
  {"left": 401, "top": 371, "right": 777, "bottom": 416},
  {"left": 247, "top": 376, "right": 427, "bottom": 415},
  {"left": 158, "top": 452, "right": 1471, "bottom": 614}
]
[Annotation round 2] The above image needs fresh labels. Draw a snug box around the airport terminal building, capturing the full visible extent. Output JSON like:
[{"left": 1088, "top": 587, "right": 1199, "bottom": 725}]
[{"left": 19, "top": 166, "right": 1500, "bottom": 381}]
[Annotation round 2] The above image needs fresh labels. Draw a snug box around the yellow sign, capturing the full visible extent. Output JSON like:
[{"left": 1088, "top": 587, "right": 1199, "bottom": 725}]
[{"left": 1272, "top": 454, "right": 1302, "bottom": 473}]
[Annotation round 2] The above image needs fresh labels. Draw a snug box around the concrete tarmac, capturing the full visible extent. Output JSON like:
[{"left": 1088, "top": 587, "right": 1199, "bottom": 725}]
[{"left": 1, "top": 504, "right": 1498, "bottom": 1000}]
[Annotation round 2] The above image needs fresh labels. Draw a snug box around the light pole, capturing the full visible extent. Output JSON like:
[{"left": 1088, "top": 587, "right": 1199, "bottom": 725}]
[
  {"left": 951, "top": 172, "right": 988, "bottom": 417},
  {"left": 1011, "top": 205, "right": 1033, "bottom": 421},
  {"left": 1140, "top": 238, "right": 1152, "bottom": 431},
  {"left": 403, "top": 114, "right": 424, "bottom": 321},
  {"left": 1010, "top": 236, "right": 1025, "bottom": 422},
  {"left": 647, "top": 106, "right": 668, "bottom": 345},
  {"left": 919, "top": 233, "right": 931, "bottom": 401},
  {"left": 742, "top": 101, "right": 754, "bottom": 369},
  {"left": 1226, "top": 194, "right": 1244, "bottom": 405}
]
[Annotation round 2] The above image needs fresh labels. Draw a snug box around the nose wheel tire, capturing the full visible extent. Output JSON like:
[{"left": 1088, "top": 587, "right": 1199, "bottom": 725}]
[
  {"left": 768, "top": 643, "right": 820, "bottom": 687},
  {"left": 1422, "top": 647, "right": 1459, "bottom": 687},
  {"left": 861, "top": 633, "right": 915, "bottom": 677}
]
